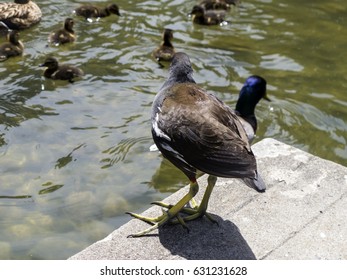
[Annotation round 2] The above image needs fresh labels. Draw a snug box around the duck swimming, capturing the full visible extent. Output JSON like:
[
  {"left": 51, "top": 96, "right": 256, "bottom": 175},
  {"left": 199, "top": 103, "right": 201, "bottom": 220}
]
[
  {"left": 48, "top": 18, "right": 75, "bottom": 46},
  {"left": 199, "top": 0, "right": 239, "bottom": 11},
  {"left": 74, "top": 3, "right": 121, "bottom": 20},
  {"left": 153, "top": 29, "right": 175, "bottom": 63},
  {"left": 40, "top": 57, "right": 84, "bottom": 83},
  {"left": 0, "top": 30, "right": 24, "bottom": 61},
  {"left": 0, "top": 0, "right": 41, "bottom": 30},
  {"left": 127, "top": 52, "right": 267, "bottom": 237},
  {"left": 190, "top": 5, "right": 227, "bottom": 25}
]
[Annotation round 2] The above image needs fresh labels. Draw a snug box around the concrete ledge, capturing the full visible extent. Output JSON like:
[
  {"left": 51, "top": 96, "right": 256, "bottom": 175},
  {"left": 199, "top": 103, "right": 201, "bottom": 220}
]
[{"left": 69, "top": 138, "right": 347, "bottom": 260}]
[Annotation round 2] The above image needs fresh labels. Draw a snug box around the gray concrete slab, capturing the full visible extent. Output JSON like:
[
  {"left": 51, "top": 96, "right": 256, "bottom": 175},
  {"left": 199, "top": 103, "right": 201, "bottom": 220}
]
[{"left": 69, "top": 138, "right": 347, "bottom": 260}]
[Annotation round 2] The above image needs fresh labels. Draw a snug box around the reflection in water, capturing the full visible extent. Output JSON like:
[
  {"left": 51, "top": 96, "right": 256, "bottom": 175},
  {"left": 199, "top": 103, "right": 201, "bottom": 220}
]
[{"left": 0, "top": 0, "right": 346, "bottom": 259}]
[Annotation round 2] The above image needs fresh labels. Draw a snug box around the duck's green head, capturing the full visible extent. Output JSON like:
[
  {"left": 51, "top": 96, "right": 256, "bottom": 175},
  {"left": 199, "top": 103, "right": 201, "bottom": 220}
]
[{"left": 235, "top": 75, "right": 269, "bottom": 117}]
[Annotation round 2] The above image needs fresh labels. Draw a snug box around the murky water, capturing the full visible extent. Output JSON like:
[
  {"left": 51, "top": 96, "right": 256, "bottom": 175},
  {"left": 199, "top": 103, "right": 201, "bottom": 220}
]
[{"left": 0, "top": 0, "right": 346, "bottom": 259}]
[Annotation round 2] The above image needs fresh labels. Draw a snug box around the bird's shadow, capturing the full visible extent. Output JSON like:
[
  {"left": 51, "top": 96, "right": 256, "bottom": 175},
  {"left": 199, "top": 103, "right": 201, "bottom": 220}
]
[{"left": 158, "top": 215, "right": 256, "bottom": 260}]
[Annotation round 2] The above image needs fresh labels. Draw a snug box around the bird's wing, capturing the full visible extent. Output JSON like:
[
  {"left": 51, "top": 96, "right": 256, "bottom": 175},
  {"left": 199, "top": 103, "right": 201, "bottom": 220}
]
[{"left": 153, "top": 83, "right": 257, "bottom": 179}]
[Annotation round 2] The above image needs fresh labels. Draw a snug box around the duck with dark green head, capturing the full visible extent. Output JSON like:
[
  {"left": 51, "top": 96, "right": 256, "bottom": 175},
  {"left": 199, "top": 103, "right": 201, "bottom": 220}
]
[
  {"left": 40, "top": 57, "right": 84, "bottom": 83},
  {"left": 74, "top": 3, "right": 121, "bottom": 20},
  {"left": 0, "top": 0, "right": 41, "bottom": 31},
  {"left": 190, "top": 5, "right": 227, "bottom": 25},
  {"left": 127, "top": 52, "right": 268, "bottom": 237},
  {"left": 153, "top": 28, "right": 175, "bottom": 63},
  {"left": 0, "top": 30, "right": 24, "bottom": 61},
  {"left": 235, "top": 75, "right": 269, "bottom": 143},
  {"left": 48, "top": 18, "right": 75, "bottom": 46}
]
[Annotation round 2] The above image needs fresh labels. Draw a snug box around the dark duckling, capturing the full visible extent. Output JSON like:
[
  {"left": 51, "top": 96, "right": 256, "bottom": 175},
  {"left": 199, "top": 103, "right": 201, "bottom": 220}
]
[
  {"left": 152, "top": 29, "right": 175, "bottom": 63},
  {"left": 0, "top": 0, "right": 41, "bottom": 30},
  {"left": 40, "top": 57, "right": 84, "bottom": 83},
  {"left": 127, "top": 52, "right": 266, "bottom": 237},
  {"left": 199, "top": 0, "right": 239, "bottom": 11},
  {"left": 0, "top": 30, "right": 24, "bottom": 61},
  {"left": 235, "top": 75, "right": 269, "bottom": 143},
  {"left": 49, "top": 18, "right": 75, "bottom": 46},
  {"left": 190, "top": 5, "right": 227, "bottom": 25},
  {"left": 74, "top": 3, "right": 121, "bottom": 20}
]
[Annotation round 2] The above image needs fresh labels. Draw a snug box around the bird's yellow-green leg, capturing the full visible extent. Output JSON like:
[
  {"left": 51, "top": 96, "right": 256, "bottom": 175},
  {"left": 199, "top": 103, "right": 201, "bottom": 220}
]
[
  {"left": 152, "top": 175, "right": 218, "bottom": 224},
  {"left": 127, "top": 180, "right": 199, "bottom": 237}
]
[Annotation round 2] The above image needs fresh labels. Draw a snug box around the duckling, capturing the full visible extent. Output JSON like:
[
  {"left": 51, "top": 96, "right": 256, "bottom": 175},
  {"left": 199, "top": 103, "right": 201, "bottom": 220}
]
[
  {"left": 202, "top": 0, "right": 239, "bottom": 9},
  {"left": 40, "top": 57, "right": 84, "bottom": 83},
  {"left": 48, "top": 18, "right": 75, "bottom": 46},
  {"left": 74, "top": 3, "right": 121, "bottom": 20},
  {"left": 190, "top": 5, "right": 227, "bottom": 25},
  {"left": 153, "top": 29, "right": 175, "bottom": 63},
  {"left": 199, "top": 0, "right": 239, "bottom": 11},
  {"left": 0, "top": 0, "right": 41, "bottom": 30},
  {"left": 0, "top": 30, "right": 24, "bottom": 61},
  {"left": 127, "top": 52, "right": 266, "bottom": 237}
]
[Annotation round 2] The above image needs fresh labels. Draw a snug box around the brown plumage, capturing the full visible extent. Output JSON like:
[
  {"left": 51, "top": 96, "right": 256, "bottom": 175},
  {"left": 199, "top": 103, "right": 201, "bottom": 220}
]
[
  {"left": 152, "top": 29, "right": 175, "bottom": 62},
  {"left": 190, "top": 5, "right": 227, "bottom": 25},
  {"left": 127, "top": 52, "right": 266, "bottom": 237},
  {"left": 199, "top": 0, "right": 239, "bottom": 10},
  {"left": 74, "top": 3, "right": 121, "bottom": 19},
  {"left": 49, "top": 18, "right": 75, "bottom": 46},
  {"left": 0, "top": 0, "right": 41, "bottom": 30},
  {"left": 0, "top": 30, "right": 24, "bottom": 61},
  {"left": 40, "top": 57, "right": 84, "bottom": 83}
]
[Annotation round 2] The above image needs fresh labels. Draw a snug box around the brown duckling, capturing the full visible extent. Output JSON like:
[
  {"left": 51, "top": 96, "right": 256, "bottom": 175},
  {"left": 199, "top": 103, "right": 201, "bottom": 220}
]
[
  {"left": 40, "top": 57, "right": 84, "bottom": 83},
  {"left": 153, "top": 29, "right": 175, "bottom": 63},
  {"left": 190, "top": 5, "right": 227, "bottom": 25},
  {"left": 0, "top": 30, "right": 24, "bottom": 61},
  {"left": 199, "top": 0, "right": 239, "bottom": 10},
  {"left": 0, "top": 0, "right": 41, "bottom": 30},
  {"left": 48, "top": 18, "right": 75, "bottom": 46},
  {"left": 74, "top": 3, "right": 121, "bottom": 20}
]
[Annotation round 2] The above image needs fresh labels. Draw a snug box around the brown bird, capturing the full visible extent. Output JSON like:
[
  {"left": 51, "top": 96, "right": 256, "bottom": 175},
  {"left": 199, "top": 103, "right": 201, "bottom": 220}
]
[
  {"left": 0, "top": 30, "right": 24, "bottom": 61},
  {"left": 153, "top": 29, "right": 175, "bottom": 63},
  {"left": 74, "top": 3, "right": 121, "bottom": 20},
  {"left": 190, "top": 5, "right": 227, "bottom": 25},
  {"left": 127, "top": 52, "right": 268, "bottom": 237},
  {"left": 40, "top": 57, "right": 84, "bottom": 83},
  {"left": 0, "top": 0, "right": 41, "bottom": 30},
  {"left": 48, "top": 18, "right": 75, "bottom": 46}
]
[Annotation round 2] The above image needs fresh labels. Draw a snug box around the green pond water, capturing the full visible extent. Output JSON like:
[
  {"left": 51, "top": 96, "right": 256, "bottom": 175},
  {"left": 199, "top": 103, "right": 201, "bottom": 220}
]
[{"left": 0, "top": 0, "right": 346, "bottom": 259}]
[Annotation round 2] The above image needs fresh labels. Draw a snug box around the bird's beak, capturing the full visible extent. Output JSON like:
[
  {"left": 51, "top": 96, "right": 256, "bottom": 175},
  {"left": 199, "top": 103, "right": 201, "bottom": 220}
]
[{"left": 264, "top": 93, "right": 271, "bottom": 102}]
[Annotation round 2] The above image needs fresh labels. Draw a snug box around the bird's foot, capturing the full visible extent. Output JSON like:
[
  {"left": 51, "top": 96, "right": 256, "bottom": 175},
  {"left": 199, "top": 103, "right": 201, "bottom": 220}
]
[{"left": 151, "top": 200, "right": 218, "bottom": 225}]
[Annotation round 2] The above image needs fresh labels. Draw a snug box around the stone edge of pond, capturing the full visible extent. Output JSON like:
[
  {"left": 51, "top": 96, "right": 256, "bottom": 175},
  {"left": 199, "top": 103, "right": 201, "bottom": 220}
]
[{"left": 68, "top": 138, "right": 347, "bottom": 260}]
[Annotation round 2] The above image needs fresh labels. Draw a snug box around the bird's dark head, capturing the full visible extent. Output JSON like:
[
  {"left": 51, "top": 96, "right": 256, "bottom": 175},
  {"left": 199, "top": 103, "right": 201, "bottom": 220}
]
[
  {"left": 107, "top": 4, "right": 121, "bottom": 16},
  {"left": 39, "top": 57, "right": 59, "bottom": 69},
  {"left": 64, "top": 18, "right": 74, "bottom": 31},
  {"left": 235, "top": 75, "right": 269, "bottom": 117},
  {"left": 190, "top": 5, "right": 205, "bottom": 17},
  {"left": 163, "top": 52, "right": 195, "bottom": 87},
  {"left": 163, "top": 28, "right": 173, "bottom": 44},
  {"left": 14, "top": 0, "right": 30, "bottom": 4},
  {"left": 8, "top": 30, "right": 20, "bottom": 44}
]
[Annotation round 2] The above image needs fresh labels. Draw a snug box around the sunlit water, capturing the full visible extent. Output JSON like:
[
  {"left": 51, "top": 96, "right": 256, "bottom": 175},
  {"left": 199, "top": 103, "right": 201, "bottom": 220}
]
[{"left": 0, "top": 0, "right": 346, "bottom": 259}]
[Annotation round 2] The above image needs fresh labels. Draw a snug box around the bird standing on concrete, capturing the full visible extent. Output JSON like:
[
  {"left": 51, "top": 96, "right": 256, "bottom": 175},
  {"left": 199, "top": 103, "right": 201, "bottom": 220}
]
[{"left": 127, "top": 52, "right": 268, "bottom": 237}]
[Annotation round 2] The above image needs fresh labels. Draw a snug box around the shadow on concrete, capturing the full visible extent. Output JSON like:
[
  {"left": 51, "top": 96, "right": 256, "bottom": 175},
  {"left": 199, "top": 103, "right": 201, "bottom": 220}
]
[{"left": 158, "top": 215, "right": 256, "bottom": 260}]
